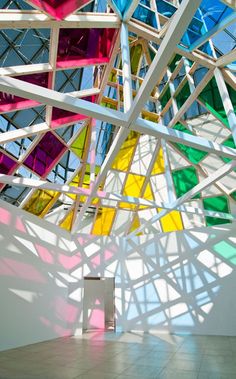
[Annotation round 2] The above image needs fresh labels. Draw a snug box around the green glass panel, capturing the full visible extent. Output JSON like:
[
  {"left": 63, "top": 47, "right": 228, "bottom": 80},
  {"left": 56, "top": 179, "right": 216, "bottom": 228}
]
[
  {"left": 175, "top": 82, "right": 191, "bottom": 109},
  {"left": 160, "top": 86, "right": 171, "bottom": 108},
  {"left": 203, "top": 195, "right": 230, "bottom": 226},
  {"left": 149, "top": 47, "right": 155, "bottom": 61},
  {"left": 101, "top": 100, "right": 117, "bottom": 109},
  {"left": 221, "top": 136, "right": 236, "bottom": 163},
  {"left": 199, "top": 78, "right": 229, "bottom": 127},
  {"left": 213, "top": 241, "right": 236, "bottom": 265},
  {"left": 173, "top": 123, "right": 208, "bottom": 164},
  {"left": 130, "top": 44, "right": 142, "bottom": 75},
  {"left": 230, "top": 191, "right": 236, "bottom": 201},
  {"left": 169, "top": 54, "right": 182, "bottom": 72},
  {"left": 71, "top": 127, "right": 87, "bottom": 158},
  {"left": 172, "top": 166, "right": 199, "bottom": 198}
]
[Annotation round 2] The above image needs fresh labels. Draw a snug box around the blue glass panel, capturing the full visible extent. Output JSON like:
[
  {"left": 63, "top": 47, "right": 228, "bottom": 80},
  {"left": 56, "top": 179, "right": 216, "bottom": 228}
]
[
  {"left": 111, "top": 0, "right": 133, "bottom": 16},
  {"left": 133, "top": 4, "right": 157, "bottom": 28}
]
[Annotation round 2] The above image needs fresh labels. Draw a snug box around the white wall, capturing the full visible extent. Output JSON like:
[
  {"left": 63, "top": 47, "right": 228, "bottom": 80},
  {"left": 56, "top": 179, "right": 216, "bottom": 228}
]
[{"left": 0, "top": 200, "right": 236, "bottom": 351}]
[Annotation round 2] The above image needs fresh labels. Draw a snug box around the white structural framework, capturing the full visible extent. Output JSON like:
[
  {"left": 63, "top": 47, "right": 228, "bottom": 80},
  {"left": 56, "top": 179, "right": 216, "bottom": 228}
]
[{"left": 0, "top": 0, "right": 235, "bottom": 237}]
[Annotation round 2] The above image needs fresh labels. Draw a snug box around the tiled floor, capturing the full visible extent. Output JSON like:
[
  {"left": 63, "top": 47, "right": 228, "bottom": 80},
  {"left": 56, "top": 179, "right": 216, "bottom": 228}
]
[{"left": 0, "top": 331, "right": 236, "bottom": 379}]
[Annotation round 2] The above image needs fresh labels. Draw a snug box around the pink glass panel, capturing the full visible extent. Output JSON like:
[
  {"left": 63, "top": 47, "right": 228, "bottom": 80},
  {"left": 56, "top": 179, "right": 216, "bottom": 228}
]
[
  {"left": 29, "top": 0, "right": 91, "bottom": 20},
  {"left": 24, "top": 132, "right": 66, "bottom": 176},
  {"left": 0, "top": 73, "right": 48, "bottom": 113},
  {"left": 0, "top": 152, "right": 18, "bottom": 174},
  {"left": 51, "top": 95, "right": 95, "bottom": 127},
  {"left": 57, "top": 28, "right": 117, "bottom": 68}
]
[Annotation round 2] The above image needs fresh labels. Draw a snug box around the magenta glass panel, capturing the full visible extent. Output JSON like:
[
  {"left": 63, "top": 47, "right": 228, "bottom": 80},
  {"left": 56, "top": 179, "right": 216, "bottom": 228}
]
[
  {"left": 24, "top": 132, "right": 66, "bottom": 177},
  {"left": 0, "top": 73, "right": 48, "bottom": 113},
  {"left": 51, "top": 96, "right": 94, "bottom": 127},
  {"left": 29, "top": 0, "right": 92, "bottom": 20},
  {"left": 57, "top": 28, "right": 117, "bottom": 67},
  {"left": 0, "top": 152, "right": 18, "bottom": 174}
]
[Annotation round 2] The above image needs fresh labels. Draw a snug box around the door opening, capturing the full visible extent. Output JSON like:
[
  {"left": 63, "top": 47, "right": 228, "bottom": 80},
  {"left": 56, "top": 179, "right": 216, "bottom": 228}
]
[{"left": 82, "top": 277, "right": 115, "bottom": 332}]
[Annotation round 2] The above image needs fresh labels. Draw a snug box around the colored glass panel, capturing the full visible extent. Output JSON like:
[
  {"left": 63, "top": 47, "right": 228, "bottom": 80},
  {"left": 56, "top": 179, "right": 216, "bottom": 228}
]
[
  {"left": 133, "top": 4, "right": 157, "bottom": 28},
  {"left": 159, "top": 209, "right": 183, "bottom": 232},
  {"left": 175, "top": 82, "right": 191, "bottom": 109},
  {"left": 151, "top": 148, "right": 165, "bottom": 175},
  {"left": 112, "top": 131, "right": 138, "bottom": 171},
  {"left": 130, "top": 44, "right": 142, "bottom": 75},
  {"left": 60, "top": 210, "right": 74, "bottom": 231},
  {"left": 169, "top": 54, "right": 182, "bottom": 72},
  {"left": 0, "top": 152, "right": 17, "bottom": 174},
  {"left": 160, "top": 86, "right": 171, "bottom": 109},
  {"left": 199, "top": 78, "right": 228, "bottom": 127},
  {"left": 71, "top": 126, "right": 88, "bottom": 158},
  {"left": 221, "top": 136, "right": 236, "bottom": 163},
  {"left": 23, "top": 189, "right": 59, "bottom": 217},
  {"left": 230, "top": 191, "right": 236, "bottom": 202},
  {"left": 28, "top": 0, "right": 92, "bottom": 20},
  {"left": 140, "top": 182, "right": 154, "bottom": 210},
  {"left": 92, "top": 208, "right": 116, "bottom": 235},
  {"left": 203, "top": 196, "right": 230, "bottom": 226},
  {"left": 173, "top": 123, "right": 208, "bottom": 164},
  {"left": 24, "top": 132, "right": 66, "bottom": 176},
  {"left": 121, "top": 173, "right": 145, "bottom": 210},
  {"left": 57, "top": 28, "right": 117, "bottom": 68},
  {"left": 172, "top": 166, "right": 199, "bottom": 198}
]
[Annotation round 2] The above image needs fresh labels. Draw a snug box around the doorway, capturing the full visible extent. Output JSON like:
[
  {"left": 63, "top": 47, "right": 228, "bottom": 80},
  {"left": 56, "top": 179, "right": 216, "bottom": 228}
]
[{"left": 82, "top": 277, "right": 115, "bottom": 332}]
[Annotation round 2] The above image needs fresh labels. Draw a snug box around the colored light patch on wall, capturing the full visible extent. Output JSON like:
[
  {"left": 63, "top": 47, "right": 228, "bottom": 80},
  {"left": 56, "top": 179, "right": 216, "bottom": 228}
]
[
  {"left": 158, "top": 209, "right": 183, "bottom": 232},
  {"left": 213, "top": 240, "right": 236, "bottom": 266},
  {"left": 121, "top": 173, "right": 145, "bottom": 210},
  {"left": 203, "top": 196, "right": 231, "bottom": 226},
  {"left": 23, "top": 189, "right": 59, "bottom": 217},
  {"left": 172, "top": 166, "right": 199, "bottom": 198},
  {"left": 92, "top": 208, "right": 116, "bottom": 235},
  {"left": 173, "top": 123, "right": 208, "bottom": 164},
  {"left": 128, "top": 215, "right": 142, "bottom": 235},
  {"left": 151, "top": 148, "right": 165, "bottom": 175},
  {"left": 24, "top": 132, "right": 66, "bottom": 177},
  {"left": 70, "top": 126, "right": 88, "bottom": 158},
  {"left": 112, "top": 131, "right": 138, "bottom": 171}
]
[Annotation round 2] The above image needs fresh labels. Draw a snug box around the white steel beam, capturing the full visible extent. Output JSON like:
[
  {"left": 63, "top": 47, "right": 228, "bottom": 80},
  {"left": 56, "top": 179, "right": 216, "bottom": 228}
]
[
  {"left": 0, "top": 76, "right": 127, "bottom": 127},
  {"left": 0, "top": 63, "right": 52, "bottom": 77},
  {"left": 0, "top": 11, "right": 120, "bottom": 29},
  {"left": 133, "top": 117, "right": 236, "bottom": 160},
  {"left": 72, "top": 23, "right": 133, "bottom": 231},
  {"left": 126, "top": 0, "right": 202, "bottom": 124},
  {"left": 215, "top": 67, "right": 236, "bottom": 145},
  {"left": 216, "top": 48, "right": 236, "bottom": 67},
  {"left": 123, "top": 0, "right": 140, "bottom": 22},
  {"left": 0, "top": 174, "right": 234, "bottom": 221},
  {"left": 127, "top": 159, "right": 236, "bottom": 237}
]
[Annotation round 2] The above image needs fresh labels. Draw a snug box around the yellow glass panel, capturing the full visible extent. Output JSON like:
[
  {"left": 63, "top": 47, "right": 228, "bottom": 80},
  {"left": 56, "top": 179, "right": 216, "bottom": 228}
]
[
  {"left": 23, "top": 189, "right": 59, "bottom": 217},
  {"left": 158, "top": 208, "right": 183, "bottom": 232},
  {"left": 121, "top": 173, "right": 145, "bottom": 209},
  {"left": 60, "top": 210, "right": 74, "bottom": 231},
  {"left": 139, "top": 182, "right": 154, "bottom": 210},
  {"left": 92, "top": 208, "right": 116, "bottom": 235},
  {"left": 129, "top": 215, "right": 142, "bottom": 235},
  {"left": 151, "top": 148, "right": 165, "bottom": 175},
  {"left": 112, "top": 131, "right": 138, "bottom": 171}
]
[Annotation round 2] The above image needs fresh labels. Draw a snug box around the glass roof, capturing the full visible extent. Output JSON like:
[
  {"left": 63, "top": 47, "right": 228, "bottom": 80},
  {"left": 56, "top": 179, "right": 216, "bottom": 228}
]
[{"left": 0, "top": 0, "right": 235, "bottom": 236}]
